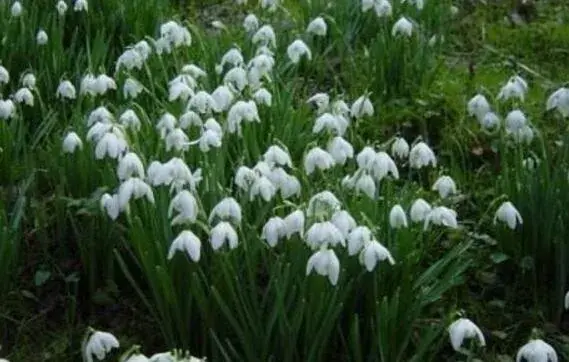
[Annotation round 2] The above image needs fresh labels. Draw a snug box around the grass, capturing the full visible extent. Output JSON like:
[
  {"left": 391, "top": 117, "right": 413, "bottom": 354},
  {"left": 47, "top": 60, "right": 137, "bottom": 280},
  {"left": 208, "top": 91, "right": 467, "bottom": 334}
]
[{"left": 1, "top": 0, "right": 569, "bottom": 360}]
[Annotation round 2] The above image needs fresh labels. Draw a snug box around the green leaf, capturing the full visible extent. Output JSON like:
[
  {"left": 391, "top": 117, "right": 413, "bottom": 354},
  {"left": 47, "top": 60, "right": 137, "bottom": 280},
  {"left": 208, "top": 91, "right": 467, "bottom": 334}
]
[
  {"left": 34, "top": 270, "right": 51, "bottom": 287},
  {"left": 490, "top": 252, "right": 509, "bottom": 264}
]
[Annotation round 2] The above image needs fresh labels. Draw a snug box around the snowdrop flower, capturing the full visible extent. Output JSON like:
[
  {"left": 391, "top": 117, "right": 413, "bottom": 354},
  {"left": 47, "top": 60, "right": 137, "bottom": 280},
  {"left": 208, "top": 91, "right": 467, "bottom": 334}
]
[
  {"left": 95, "top": 132, "right": 128, "bottom": 160},
  {"left": 249, "top": 176, "right": 277, "bottom": 202},
  {"left": 119, "top": 110, "right": 141, "bottom": 131},
  {"left": 373, "top": 0, "right": 393, "bottom": 17},
  {"left": 179, "top": 111, "right": 202, "bottom": 129},
  {"left": 409, "top": 198, "right": 431, "bottom": 223},
  {"left": 264, "top": 145, "right": 292, "bottom": 167},
  {"left": 0, "top": 100, "right": 15, "bottom": 120},
  {"left": 116, "top": 49, "right": 144, "bottom": 72},
  {"left": 234, "top": 166, "right": 258, "bottom": 192},
  {"left": 467, "top": 94, "right": 490, "bottom": 121},
  {"left": 62, "top": 131, "right": 83, "bottom": 154},
  {"left": 56, "top": 80, "right": 77, "bottom": 100},
  {"left": 10, "top": 1, "right": 22, "bottom": 17},
  {"left": 56, "top": 0, "right": 68, "bottom": 16},
  {"left": 224, "top": 67, "right": 248, "bottom": 92},
  {"left": 253, "top": 88, "right": 272, "bottom": 106},
  {"left": 424, "top": 206, "right": 458, "bottom": 230},
  {"left": 123, "top": 354, "right": 149, "bottom": 362},
  {"left": 307, "top": 93, "right": 330, "bottom": 114},
  {"left": 117, "top": 152, "right": 145, "bottom": 180},
  {"left": 74, "top": 0, "right": 88, "bottom": 12},
  {"left": 313, "top": 113, "right": 349, "bottom": 136},
  {"left": 168, "top": 78, "right": 194, "bottom": 102},
  {"left": 498, "top": 75, "right": 528, "bottom": 102},
  {"left": 505, "top": 109, "right": 527, "bottom": 133},
  {"left": 359, "top": 240, "right": 395, "bottom": 271},
  {"left": 165, "top": 128, "right": 190, "bottom": 152},
  {"left": 159, "top": 21, "right": 192, "bottom": 49},
  {"left": 347, "top": 226, "right": 373, "bottom": 255},
  {"left": 306, "top": 248, "right": 340, "bottom": 285},
  {"left": 480, "top": 111, "right": 500, "bottom": 130},
  {"left": 188, "top": 91, "right": 220, "bottom": 114},
  {"left": 166, "top": 158, "right": 202, "bottom": 193},
  {"left": 14, "top": 88, "right": 34, "bottom": 106},
  {"left": 211, "top": 20, "right": 226, "bottom": 30},
  {"left": 306, "top": 17, "right": 327, "bottom": 36},
  {"left": 156, "top": 113, "right": 177, "bottom": 139},
  {"left": 100, "top": 193, "right": 120, "bottom": 220},
  {"left": 287, "top": 39, "right": 312, "bottom": 64},
  {"left": 392, "top": 17, "right": 413, "bottom": 37},
  {"left": 21, "top": 73, "right": 36, "bottom": 89},
  {"left": 209, "top": 197, "right": 242, "bottom": 225},
  {"left": 389, "top": 204, "right": 408, "bottom": 229},
  {"left": 350, "top": 95, "right": 374, "bottom": 118},
  {"left": 123, "top": 78, "right": 144, "bottom": 99},
  {"left": 546, "top": 87, "right": 569, "bottom": 118},
  {"left": 169, "top": 190, "right": 198, "bottom": 225},
  {"left": 227, "top": 100, "right": 260, "bottom": 134},
  {"left": 87, "top": 106, "right": 114, "bottom": 127},
  {"left": 0, "top": 66, "right": 9, "bottom": 85},
  {"left": 262, "top": 217, "right": 288, "bottom": 247},
  {"left": 219, "top": 48, "right": 245, "bottom": 71},
  {"left": 284, "top": 209, "right": 305, "bottom": 238},
  {"left": 304, "top": 147, "right": 335, "bottom": 175},
  {"left": 516, "top": 339, "right": 557, "bottom": 362},
  {"left": 432, "top": 175, "right": 457, "bottom": 198},
  {"left": 391, "top": 137, "right": 409, "bottom": 159},
  {"left": 279, "top": 174, "right": 301, "bottom": 199},
  {"left": 305, "top": 221, "right": 345, "bottom": 249},
  {"left": 332, "top": 99, "right": 351, "bottom": 116},
  {"left": 83, "top": 330, "right": 119, "bottom": 362},
  {"left": 243, "top": 13, "right": 259, "bottom": 33},
  {"left": 260, "top": 0, "right": 279, "bottom": 11},
  {"left": 366, "top": 152, "right": 399, "bottom": 181},
  {"left": 118, "top": 177, "right": 155, "bottom": 209},
  {"left": 565, "top": 291, "right": 569, "bottom": 310},
  {"left": 307, "top": 190, "right": 341, "bottom": 217},
  {"left": 199, "top": 129, "right": 222, "bottom": 152},
  {"left": 327, "top": 136, "right": 354, "bottom": 165},
  {"left": 448, "top": 318, "right": 486, "bottom": 351},
  {"left": 494, "top": 201, "right": 522, "bottom": 230},
  {"left": 409, "top": 142, "right": 436, "bottom": 169},
  {"left": 331, "top": 210, "right": 356, "bottom": 238},
  {"left": 211, "top": 85, "right": 235, "bottom": 111},
  {"left": 210, "top": 222, "right": 239, "bottom": 251},
  {"left": 36, "top": 29, "right": 48, "bottom": 45},
  {"left": 252, "top": 25, "right": 277, "bottom": 48},
  {"left": 168, "top": 230, "right": 201, "bottom": 261},
  {"left": 511, "top": 125, "right": 534, "bottom": 144},
  {"left": 343, "top": 171, "right": 376, "bottom": 199}
]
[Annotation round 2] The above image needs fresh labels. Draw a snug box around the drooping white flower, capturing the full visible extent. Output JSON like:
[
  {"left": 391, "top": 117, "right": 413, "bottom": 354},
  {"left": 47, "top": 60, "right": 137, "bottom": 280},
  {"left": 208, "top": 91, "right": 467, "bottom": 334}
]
[
  {"left": 227, "top": 100, "right": 260, "bottom": 134},
  {"left": 359, "top": 240, "right": 395, "bottom": 271},
  {"left": 409, "top": 142, "right": 436, "bottom": 169},
  {"left": 480, "top": 111, "right": 500, "bottom": 130},
  {"left": 448, "top": 318, "right": 486, "bottom": 351},
  {"left": 389, "top": 204, "right": 408, "bottom": 229},
  {"left": 307, "top": 190, "right": 341, "bottom": 217},
  {"left": 210, "top": 221, "right": 239, "bottom": 251},
  {"left": 211, "top": 85, "right": 235, "bottom": 112},
  {"left": 62, "top": 131, "right": 83, "bottom": 154},
  {"left": 243, "top": 13, "right": 259, "bottom": 33},
  {"left": 565, "top": 291, "right": 569, "bottom": 310},
  {"left": 56, "top": 0, "right": 68, "bottom": 16},
  {"left": 158, "top": 21, "right": 192, "bottom": 49},
  {"left": 10, "top": 1, "right": 22, "bottom": 17},
  {"left": 424, "top": 206, "right": 458, "bottom": 230},
  {"left": 14, "top": 88, "right": 34, "bottom": 106},
  {"left": 498, "top": 75, "right": 528, "bottom": 102},
  {"left": 516, "top": 339, "right": 557, "bottom": 362},
  {"left": 307, "top": 92, "right": 330, "bottom": 114},
  {"left": 373, "top": 0, "right": 392, "bottom": 17},
  {"left": 0, "top": 66, "right": 9, "bottom": 85},
  {"left": 219, "top": 48, "right": 245, "bottom": 71},
  {"left": 253, "top": 87, "right": 272, "bottom": 106},
  {"left": 304, "top": 147, "right": 335, "bottom": 175},
  {"left": 287, "top": 39, "right": 312, "bottom": 64},
  {"left": 179, "top": 110, "right": 203, "bottom": 129},
  {"left": 74, "top": 0, "right": 88, "bottom": 12},
  {"left": 249, "top": 175, "right": 277, "bottom": 202},
  {"left": 432, "top": 175, "right": 457, "bottom": 198},
  {"left": 313, "top": 113, "right": 349, "bottom": 136},
  {"left": 467, "top": 94, "right": 491, "bottom": 121},
  {"left": 494, "top": 201, "right": 523, "bottom": 230},
  {"left": 366, "top": 152, "right": 399, "bottom": 181},
  {"left": 350, "top": 95, "right": 374, "bottom": 118},
  {"left": 209, "top": 197, "right": 242, "bottom": 225},
  {"left": 327, "top": 136, "right": 354, "bottom": 165},
  {"left": 36, "top": 29, "right": 48, "bottom": 45},
  {"left": 342, "top": 171, "right": 376, "bottom": 199},
  {"left": 306, "top": 17, "right": 327, "bottom": 36},
  {"left": 123, "top": 354, "right": 149, "bottom": 362},
  {"left": 168, "top": 79, "right": 194, "bottom": 103},
  {"left": 94, "top": 132, "right": 128, "bottom": 160},
  {"left": 100, "top": 193, "right": 120, "bottom": 220},
  {"left": 284, "top": 209, "right": 305, "bottom": 239},
  {"left": 263, "top": 145, "right": 292, "bottom": 168},
  {"left": 0, "top": 100, "right": 15, "bottom": 120},
  {"left": 252, "top": 25, "right": 277, "bottom": 48},
  {"left": 505, "top": 109, "right": 527, "bottom": 134},
  {"left": 546, "top": 87, "right": 569, "bottom": 118},
  {"left": 119, "top": 109, "right": 141, "bottom": 131},
  {"left": 347, "top": 226, "right": 373, "bottom": 255},
  {"left": 123, "top": 77, "right": 144, "bottom": 99},
  {"left": 224, "top": 66, "right": 248, "bottom": 92},
  {"left": 83, "top": 330, "right": 119, "bottom": 362},
  {"left": 305, "top": 221, "right": 345, "bottom": 249},
  {"left": 392, "top": 17, "right": 413, "bottom": 37},
  {"left": 331, "top": 210, "right": 356, "bottom": 238},
  {"left": 306, "top": 248, "right": 340, "bottom": 285},
  {"left": 262, "top": 216, "right": 287, "bottom": 247},
  {"left": 56, "top": 80, "right": 77, "bottom": 100},
  {"left": 409, "top": 198, "right": 431, "bottom": 223},
  {"left": 169, "top": 190, "right": 199, "bottom": 225},
  {"left": 118, "top": 177, "right": 155, "bottom": 210},
  {"left": 199, "top": 128, "right": 222, "bottom": 153},
  {"left": 21, "top": 73, "right": 36, "bottom": 89},
  {"left": 117, "top": 152, "right": 145, "bottom": 180},
  {"left": 278, "top": 174, "right": 301, "bottom": 199},
  {"left": 165, "top": 128, "right": 190, "bottom": 152},
  {"left": 260, "top": 0, "right": 279, "bottom": 12},
  {"left": 168, "top": 230, "right": 201, "bottom": 262},
  {"left": 391, "top": 137, "right": 409, "bottom": 159}
]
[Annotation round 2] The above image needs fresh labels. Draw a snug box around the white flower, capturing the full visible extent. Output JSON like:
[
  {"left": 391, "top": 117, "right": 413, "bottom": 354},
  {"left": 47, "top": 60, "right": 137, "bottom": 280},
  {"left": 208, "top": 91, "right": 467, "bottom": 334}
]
[
  {"left": 467, "top": 94, "right": 490, "bottom": 121},
  {"left": 224, "top": 67, "right": 248, "bottom": 92},
  {"left": 351, "top": 95, "right": 374, "bottom": 118},
  {"left": 494, "top": 201, "right": 523, "bottom": 230},
  {"left": 331, "top": 210, "right": 356, "bottom": 238},
  {"left": 56, "top": 80, "right": 77, "bottom": 99},
  {"left": 327, "top": 136, "right": 354, "bottom": 165},
  {"left": 307, "top": 190, "right": 341, "bottom": 217},
  {"left": 74, "top": 0, "right": 88, "bottom": 12},
  {"left": 313, "top": 113, "right": 349, "bottom": 136},
  {"left": 448, "top": 318, "right": 486, "bottom": 351},
  {"left": 362, "top": 0, "right": 374, "bottom": 12},
  {"left": 306, "top": 248, "right": 340, "bottom": 285},
  {"left": 359, "top": 240, "right": 395, "bottom": 271},
  {"left": 342, "top": 171, "right": 376, "bottom": 199},
  {"left": 168, "top": 230, "right": 201, "bottom": 261},
  {"left": 14, "top": 88, "right": 34, "bottom": 106},
  {"left": 118, "top": 177, "right": 154, "bottom": 209},
  {"left": 287, "top": 39, "right": 312, "bottom": 64},
  {"left": 391, "top": 137, "right": 409, "bottom": 159},
  {"left": 169, "top": 190, "right": 199, "bottom": 226},
  {"left": 305, "top": 221, "right": 345, "bottom": 249},
  {"left": 36, "top": 29, "right": 48, "bottom": 45},
  {"left": 262, "top": 217, "right": 287, "bottom": 247},
  {"left": 249, "top": 176, "right": 277, "bottom": 202},
  {"left": 516, "top": 339, "right": 558, "bottom": 362},
  {"left": 306, "top": 17, "right": 327, "bottom": 36},
  {"left": 409, "top": 142, "right": 437, "bottom": 169},
  {"left": 119, "top": 109, "right": 141, "bottom": 131},
  {"left": 123, "top": 78, "right": 144, "bottom": 99},
  {"left": 498, "top": 75, "right": 528, "bottom": 102},
  {"left": 505, "top": 109, "right": 527, "bottom": 133},
  {"left": 199, "top": 128, "right": 222, "bottom": 152},
  {"left": 11, "top": 1, "right": 22, "bottom": 17},
  {"left": 409, "top": 198, "right": 431, "bottom": 223},
  {"left": 123, "top": 354, "right": 149, "bottom": 362},
  {"left": 83, "top": 330, "right": 119, "bottom": 362},
  {"left": 252, "top": 25, "right": 277, "bottom": 48},
  {"left": 392, "top": 17, "right": 413, "bottom": 37},
  {"left": 263, "top": 145, "right": 292, "bottom": 167},
  {"left": 260, "top": 0, "right": 279, "bottom": 11},
  {"left": 62, "top": 131, "right": 83, "bottom": 154},
  {"left": 100, "top": 193, "right": 120, "bottom": 220},
  {"left": 307, "top": 93, "right": 330, "bottom": 114},
  {"left": 304, "top": 147, "right": 335, "bottom": 175},
  {"left": 480, "top": 111, "right": 500, "bottom": 130},
  {"left": 253, "top": 87, "right": 272, "bottom": 106},
  {"left": 347, "top": 226, "right": 373, "bottom": 255},
  {"left": 22, "top": 73, "right": 36, "bottom": 89},
  {"left": 210, "top": 222, "right": 239, "bottom": 251},
  {"left": 510, "top": 125, "right": 534, "bottom": 144},
  {"left": 56, "top": 0, "right": 68, "bottom": 16},
  {"left": 0, "top": 66, "right": 9, "bottom": 85},
  {"left": 373, "top": 0, "right": 392, "bottom": 17},
  {"left": 546, "top": 87, "right": 569, "bottom": 118},
  {"left": 565, "top": 290, "right": 569, "bottom": 310},
  {"left": 243, "top": 13, "right": 259, "bottom": 33},
  {"left": 179, "top": 111, "right": 202, "bottom": 129},
  {"left": 424, "top": 206, "right": 458, "bottom": 230},
  {"left": 117, "top": 152, "right": 145, "bottom": 180},
  {"left": 284, "top": 209, "right": 305, "bottom": 239},
  {"left": 227, "top": 100, "right": 260, "bottom": 134},
  {"left": 234, "top": 166, "right": 258, "bottom": 192},
  {"left": 209, "top": 197, "right": 242, "bottom": 225},
  {"left": 159, "top": 21, "right": 191, "bottom": 49},
  {"left": 211, "top": 85, "right": 235, "bottom": 112},
  {"left": 389, "top": 204, "right": 408, "bottom": 229},
  {"left": 0, "top": 100, "right": 15, "bottom": 120},
  {"left": 219, "top": 48, "right": 245, "bottom": 70},
  {"left": 361, "top": 151, "right": 399, "bottom": 181},
  {"left": 432, "top": 175, "right": 457, "bottom": 198},
  {"left": 165, "top": 128, "right": 190, "bottom": 152}
]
